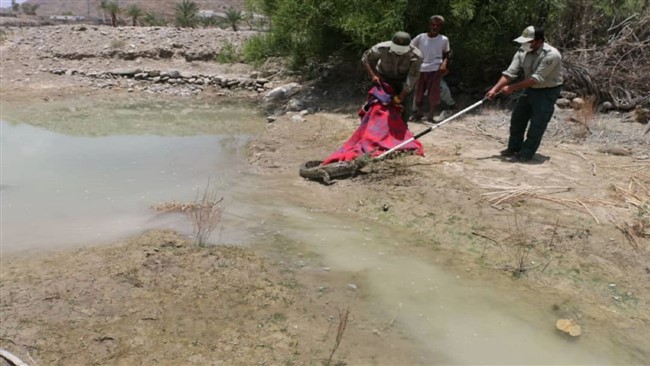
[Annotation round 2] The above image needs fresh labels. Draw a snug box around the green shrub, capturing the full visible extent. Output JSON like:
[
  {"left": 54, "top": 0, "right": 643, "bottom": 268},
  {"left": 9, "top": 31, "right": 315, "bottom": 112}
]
[
  {"left": 242, "top": 33, "right": 281, "bottom": 64},
  {"left": 215, "top": 42, "right": 239, "bottom": 63},
  {"left": 250, "top": 0, "right": 648, "bottom": 86},
  {"left": 200, "top": 15, "right": 219, "bottom": 28},
  {"left": 142, "top": 12, "right": 168, "bottom": 26}
]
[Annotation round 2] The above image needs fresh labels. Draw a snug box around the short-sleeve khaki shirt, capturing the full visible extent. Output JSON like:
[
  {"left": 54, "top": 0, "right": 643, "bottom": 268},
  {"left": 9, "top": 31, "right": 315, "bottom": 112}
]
[
  {"left": 503, "top": 43, "right": 563, "bottom": 89},
  {"left": 362, "top": 41, "right": 423, "bottom": 93}
]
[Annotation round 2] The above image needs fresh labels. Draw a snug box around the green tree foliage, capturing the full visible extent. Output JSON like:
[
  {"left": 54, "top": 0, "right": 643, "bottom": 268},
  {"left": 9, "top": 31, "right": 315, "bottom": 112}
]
[
  {"left": 175, "top": 0, "right": 199, "bottom": 28},
  {"left": 20, "top": 3, "right": 39, "bottom": 15},
  {"left": 243, "top": 33, "right": 280, "bottom": 63},
  {"left": 11, "top": 0, "right": 19, "bottom": 13},
  {"left": 401, "top": 0, "right": 561, "bottom": 84},
  {"left": 247, "top": 0, "right": 648, "bottom": 86},
  {"left": 246, "top": 0, "right": 278, "bottom": 26},
  {"left": 125, "top": 4, "right": 143, "bottom": 27}
]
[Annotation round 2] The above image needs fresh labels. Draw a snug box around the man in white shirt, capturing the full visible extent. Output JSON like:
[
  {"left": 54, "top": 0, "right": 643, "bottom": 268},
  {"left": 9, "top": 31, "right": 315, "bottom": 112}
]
[{"left": 411, "top": 15, "right": 451, "bottom": 122}]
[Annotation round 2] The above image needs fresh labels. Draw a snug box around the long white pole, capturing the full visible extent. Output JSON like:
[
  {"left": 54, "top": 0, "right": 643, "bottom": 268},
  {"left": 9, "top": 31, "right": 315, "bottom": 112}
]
[{"left": 376, "top": 98, "right": 487, "bottom": 159}]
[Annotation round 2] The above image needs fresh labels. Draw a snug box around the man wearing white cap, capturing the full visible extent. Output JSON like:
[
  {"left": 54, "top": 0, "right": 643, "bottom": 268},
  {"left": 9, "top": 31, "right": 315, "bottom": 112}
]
[
  {"left": 486, "top": 25, "right": 563, "bottom": 163},
  {"left": 362, "top": 31, "right": 423, "bottom": 122}
]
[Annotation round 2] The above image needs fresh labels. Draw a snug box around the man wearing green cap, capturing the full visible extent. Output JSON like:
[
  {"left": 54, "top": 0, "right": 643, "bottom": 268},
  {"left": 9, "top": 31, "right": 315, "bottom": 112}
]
[
  {"left": 486, "top": 25, "right": 563, "bottom": 163},
  {"left": 362, "top": 31, "right": 423, "bottom": 122}
]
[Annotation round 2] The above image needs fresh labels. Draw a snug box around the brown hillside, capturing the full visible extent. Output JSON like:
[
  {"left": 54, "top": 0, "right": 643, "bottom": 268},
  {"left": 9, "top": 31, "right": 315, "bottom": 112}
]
[{"left": 23, "top": 0, "right": 246, "bottom": 18}]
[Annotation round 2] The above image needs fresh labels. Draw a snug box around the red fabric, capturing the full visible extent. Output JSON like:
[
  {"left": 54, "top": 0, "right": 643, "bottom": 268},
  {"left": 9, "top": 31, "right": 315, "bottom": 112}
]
[{"left": 322, "top": 85, "right": 424, "bottom": 164}]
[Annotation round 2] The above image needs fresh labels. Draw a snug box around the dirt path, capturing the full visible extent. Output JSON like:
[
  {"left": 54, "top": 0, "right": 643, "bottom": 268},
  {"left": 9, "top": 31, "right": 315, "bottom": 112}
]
[{"left": 1, "top": 25, "right": 649, "bottom": 365}]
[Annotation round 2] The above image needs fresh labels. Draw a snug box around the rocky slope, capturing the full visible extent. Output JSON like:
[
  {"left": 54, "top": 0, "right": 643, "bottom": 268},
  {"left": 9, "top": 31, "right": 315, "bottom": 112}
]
[{"left": 20, "top": 0, "right": 246, "bottom": 17}]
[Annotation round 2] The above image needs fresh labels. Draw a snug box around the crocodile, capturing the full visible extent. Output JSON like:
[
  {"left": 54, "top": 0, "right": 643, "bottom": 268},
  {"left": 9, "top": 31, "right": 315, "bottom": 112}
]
[{"left": 299, "top": 155, "right": 370, "bottom": 185}]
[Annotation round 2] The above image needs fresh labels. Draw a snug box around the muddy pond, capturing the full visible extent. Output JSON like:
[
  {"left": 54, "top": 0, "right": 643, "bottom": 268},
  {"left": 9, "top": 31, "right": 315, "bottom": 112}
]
[{"left": 1, "top": 96, "right": 648, "bottom": 364}]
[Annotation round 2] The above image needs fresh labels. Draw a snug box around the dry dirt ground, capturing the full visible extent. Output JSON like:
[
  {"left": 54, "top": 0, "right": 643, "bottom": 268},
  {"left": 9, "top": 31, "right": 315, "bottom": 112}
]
[{"left": 1, "top": 25, "right": 650, "bottom": 365}]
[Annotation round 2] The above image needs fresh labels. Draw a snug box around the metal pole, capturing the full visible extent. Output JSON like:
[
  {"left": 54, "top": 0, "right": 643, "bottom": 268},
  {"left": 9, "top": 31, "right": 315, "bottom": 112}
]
[{"left": 376, "top": 98, "right": 487, "bottom": 160}]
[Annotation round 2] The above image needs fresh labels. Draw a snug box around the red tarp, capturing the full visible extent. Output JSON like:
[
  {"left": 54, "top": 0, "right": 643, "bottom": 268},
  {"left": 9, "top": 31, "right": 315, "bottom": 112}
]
[{"left": 322, "top": 83, "right": 424, "bottom": 165}]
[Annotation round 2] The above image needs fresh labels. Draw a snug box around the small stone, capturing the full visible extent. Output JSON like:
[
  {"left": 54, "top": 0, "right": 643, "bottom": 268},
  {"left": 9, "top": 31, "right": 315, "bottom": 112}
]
[
  {"left": 555, "top": 98, "right": 571, "bottom": 108},
  {"left": 571, "top": 97, "right": 586, "bottom": 109},
  {"left": 347, "top": 284, "right": 357, "bottom": 290}
]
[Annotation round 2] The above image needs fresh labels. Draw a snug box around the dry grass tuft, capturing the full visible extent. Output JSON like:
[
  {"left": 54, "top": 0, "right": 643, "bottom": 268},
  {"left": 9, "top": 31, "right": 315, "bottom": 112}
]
[
  {"left": 474, "top": 216, "right": 557, "bottom": 278},
  {"left": 152, "top": 201, "right": 203, "bottom": 213},
  {"left": 610, "top": 175, "right": 650, "bottom": 249},
  {"left": 480, "top": 180, "right": 605, "bottom": 223},
  {"left": 616, "top": 218, "right": 650, "bottom": 250},
  {"left": 189, "top": 184, "right": 225, "bottom": 246},
  {"left": 611, "top": 176, "right": 650, "bottom": 212},
  {"left": 151, "top": 182, "right": 226, "bottom": 246},
  {"left": 110, "top": 38, "right": 126, "bottom": 49}
]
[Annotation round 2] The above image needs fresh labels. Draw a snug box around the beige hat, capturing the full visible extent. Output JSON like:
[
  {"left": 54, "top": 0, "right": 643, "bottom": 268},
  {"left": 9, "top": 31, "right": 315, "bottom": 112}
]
[
  {"left": 513, "top": 25, "right": 544, "bottom": 43},
  {"left": 390, "top": 31, "right": 412, "bottom": 55}
]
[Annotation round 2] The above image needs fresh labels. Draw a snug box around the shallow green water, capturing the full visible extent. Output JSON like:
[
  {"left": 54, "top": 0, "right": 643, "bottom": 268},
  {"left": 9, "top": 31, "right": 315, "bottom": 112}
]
[{"left": 1, "top": 98, "right": 264, "bottom": 251}]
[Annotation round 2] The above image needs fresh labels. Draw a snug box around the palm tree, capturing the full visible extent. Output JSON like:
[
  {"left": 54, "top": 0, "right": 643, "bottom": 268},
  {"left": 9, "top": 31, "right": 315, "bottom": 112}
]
[
  {"left": 20, "top": 3, "right": 39, "bottom": 15},
  {"left": 175, "top": 0, "right": 199, "bottom": 28},
  {"left": 125, "top": 4, "right": 143, "bottom": 26},
  {"left": 100, "top": 1, "right": 120, "bottom": 27},
  {"left": 224, "top": 8, "right": 243, "bottom": 32},
  {"left": 99, "top": 0, "right": 108, "bottom": 24}
]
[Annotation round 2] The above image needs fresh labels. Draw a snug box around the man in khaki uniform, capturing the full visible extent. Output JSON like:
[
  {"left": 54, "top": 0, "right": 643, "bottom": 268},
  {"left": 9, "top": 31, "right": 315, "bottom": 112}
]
[
  {"left": 362, "top": 31, "right": 423, "bottom": 122},
  {"left": 486, "top": 25, "right": 563, "bottom": 162}
]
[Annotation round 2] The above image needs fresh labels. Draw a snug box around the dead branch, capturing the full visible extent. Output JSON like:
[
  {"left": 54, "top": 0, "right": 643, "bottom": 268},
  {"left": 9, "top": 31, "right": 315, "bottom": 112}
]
[
  {"left": 327, "top": 307, "right": 350, "bottom": 365},
  {"left": 0, "top": 349, "right": 30, "bottom": 366}
]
